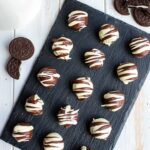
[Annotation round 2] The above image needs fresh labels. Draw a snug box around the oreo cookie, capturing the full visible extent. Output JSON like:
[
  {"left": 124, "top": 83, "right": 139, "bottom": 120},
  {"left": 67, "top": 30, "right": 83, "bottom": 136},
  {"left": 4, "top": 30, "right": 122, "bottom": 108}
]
[
  {"left": 114, "top": 0, "right": 129, "bottom": 15},
  {"left": 9, "top": 37, "right": 34, "bottom": 61},
  {"left": 128, "top": 0, "right": 150, "bottom": 9},
  {"left": 133, "top": 8, "right": 150, "bottom": 27},
  {"left": 7, "top": 57, "right": 21, "bottom": 80}
]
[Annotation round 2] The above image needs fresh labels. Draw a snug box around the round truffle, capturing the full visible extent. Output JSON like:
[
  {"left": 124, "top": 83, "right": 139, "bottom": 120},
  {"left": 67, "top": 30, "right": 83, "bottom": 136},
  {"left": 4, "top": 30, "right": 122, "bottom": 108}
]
[
  {"left": 99, "top": 24, "right": 119, "bottom": 46},
  {"left": 25, "top": 94, "right": 44, "bottom": 116},
  {"left": 43, "top": 132, "right": 64, "bottom": 150},
  {"left": 37, "top": 67, "right": 60, "bottom": 88},
  {"left": 57, "top": 105, "right": 79, "bottom": 128},
  {"left": 102, "top": 91, "right": 125, "bottom": 112},
  {"left": 129, "top": 37, "right": 150, "bottom": 58},
  {"left": 117, "top": 62, "right": 138, "bottom": 85},
  {"left": 90, "top": 118, "right": 112, "bottom": 140},
  {"left": 68, "top": 10, "right": 88, "bottom": 31},
  {"left": 52, "top": 37, "right": 73, "bottom": 60},
  {"left": 72, "top": 77, "right": 93, "bottom": 101},
  {"left": 81, "top": 146, "right": 91, "bottom": 150},
  {"left": 84, "top": 48, "right": 106, "bottom": 69},
  {"left": 12, "top": 123, "right": 34, "bottom": 142}
]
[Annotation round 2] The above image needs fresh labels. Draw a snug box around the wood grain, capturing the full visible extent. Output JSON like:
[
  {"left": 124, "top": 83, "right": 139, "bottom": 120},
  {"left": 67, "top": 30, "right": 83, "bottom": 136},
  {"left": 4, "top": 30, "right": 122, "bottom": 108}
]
[{"left": 0, "top": 0, "right": 150, "bottom": 150}]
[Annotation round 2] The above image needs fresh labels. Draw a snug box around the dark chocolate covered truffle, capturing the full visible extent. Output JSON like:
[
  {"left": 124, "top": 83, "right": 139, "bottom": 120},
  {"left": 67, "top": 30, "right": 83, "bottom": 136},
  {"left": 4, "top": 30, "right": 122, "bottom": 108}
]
[
  {"left": 102, "top": 91, "right": 125, "bottom": 112},
  {"left": 57, "top": 105, "right": 79, "bottom": 128},
  {"left": 99, "top": 24, "right": 119, "bottom": 46},
  {"left": 90, "top": 118, "right": 112, "bottom": 140},
  {"left": 43, "top": 132, "right": 64, "bottom": 150},
  {"left": 25, "top": 94, "right": 44, "bottom": 116},
  {"left": 129, "top": 37, "right": 150, "bottom": 58},
  {"left": 37, "top": 67, "right": 60, "bottom": 88},
  {"left": 72, "top": 77, "right": 93, "bottom": 101},
  {"left": 68, "top": 10, "right": 88, "bottom": 31},
  {"left": 52, "top": 37, "right": 73, "bottom": 60},
  {"left": 117, "top": 62, "right": 138, "bottom": 85},
  {"left": 12, "top": 123, "right": 34, "bottom": 142},
  {"left": 84, "top": 48, "right": 106, "bottom": 69}
]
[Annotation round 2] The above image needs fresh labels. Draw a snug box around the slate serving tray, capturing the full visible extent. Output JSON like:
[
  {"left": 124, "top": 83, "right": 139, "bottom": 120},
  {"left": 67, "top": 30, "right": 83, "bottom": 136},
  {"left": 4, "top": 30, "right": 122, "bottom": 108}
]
[{"left": 1, "top": 0, "right": 150, "bottom": 150}]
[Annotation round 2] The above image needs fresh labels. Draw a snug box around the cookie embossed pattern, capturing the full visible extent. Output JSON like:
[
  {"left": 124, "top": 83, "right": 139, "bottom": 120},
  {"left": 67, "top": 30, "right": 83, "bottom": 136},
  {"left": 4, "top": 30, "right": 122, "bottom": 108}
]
[{"left": 1, "top": 0, "right": 150, "bottom": 150}]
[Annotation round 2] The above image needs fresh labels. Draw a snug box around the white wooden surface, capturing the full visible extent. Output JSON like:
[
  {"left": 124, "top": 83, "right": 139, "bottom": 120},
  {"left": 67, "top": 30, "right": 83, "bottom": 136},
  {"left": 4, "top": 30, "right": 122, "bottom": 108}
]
[{"left": 0, "top": 0, "right": 150, "bottom": 150}]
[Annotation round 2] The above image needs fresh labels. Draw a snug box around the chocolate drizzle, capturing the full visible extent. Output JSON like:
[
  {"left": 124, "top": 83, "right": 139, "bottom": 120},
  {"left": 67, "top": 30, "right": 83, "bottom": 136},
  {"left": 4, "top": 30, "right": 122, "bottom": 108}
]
[
  {"left": 102, "top": 91, "right": 125, "bottom": 112},
  {"left": 37, "top": 67, "right": 60, "bottom": 88},
  {"left": 57, "top": 105, "right": 79, "bottom": 128},
  {"left": 43, "top": 132, "right": 64, "bottom": 150},
  {"left": 72, "top": 77, "right": 93, "bottom": 101},
  {"left": 129, "top": 37, "right": 150, "bottom": 58},
  {"left": 12, "top": 123, "right": 34, "bottom": 143},
  {"left": 68, "top": 10, "right": 88, "bottom": 31},
  {"left": 84, "top": 49, "right": 106, "bottom": 69},
  {"left": 117, "top": 62, "right": 138, "bottom": 84},
  {"left": 99, "top": 24, "right": 119, "bottom": 46},
  {"left": 52, "top": 37, "right": 73, "bottom": 60}
]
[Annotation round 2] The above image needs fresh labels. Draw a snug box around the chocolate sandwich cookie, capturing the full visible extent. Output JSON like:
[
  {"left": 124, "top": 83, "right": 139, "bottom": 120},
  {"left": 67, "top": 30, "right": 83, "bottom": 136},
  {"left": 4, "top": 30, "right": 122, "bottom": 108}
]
[
  {"left": 133, "top": 8, "right": 150, "bottom": 27},
  {"left": 114, "top": 0, "right": 129, "bottom": 15},
  {"left": 128, "top": 0, "right": 150, "bottom": 9},
  {"left": 7, "top": 57, "right": 21, "bottom": 80},
  {"left": 9, "top": 37, "right": 34, "bottom": 61}
]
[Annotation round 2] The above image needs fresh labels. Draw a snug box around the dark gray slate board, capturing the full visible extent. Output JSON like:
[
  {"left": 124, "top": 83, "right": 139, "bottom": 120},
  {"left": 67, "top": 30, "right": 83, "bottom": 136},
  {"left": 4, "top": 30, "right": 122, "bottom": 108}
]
[{"left": 1, "top": 0, "right": 150, "bottom": 150}]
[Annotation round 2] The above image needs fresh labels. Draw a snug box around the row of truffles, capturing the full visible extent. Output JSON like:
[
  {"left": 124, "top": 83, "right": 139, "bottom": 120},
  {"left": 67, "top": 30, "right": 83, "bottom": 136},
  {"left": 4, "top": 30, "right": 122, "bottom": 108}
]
[
  {"left": 50, "top": 10, "right": 150, "bottom": 60},
  {"left": 51, "top": 35, "right": 150, "bottom": 62},
  {"left": 12, "top": 117, "right": 112, "bottom": 146}
]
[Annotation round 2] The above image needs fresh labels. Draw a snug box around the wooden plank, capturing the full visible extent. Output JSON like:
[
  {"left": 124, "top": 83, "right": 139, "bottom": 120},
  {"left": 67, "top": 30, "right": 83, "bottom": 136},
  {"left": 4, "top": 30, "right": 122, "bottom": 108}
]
[{"left": 0, "top": 31, "right": 14, "bottom": 150}]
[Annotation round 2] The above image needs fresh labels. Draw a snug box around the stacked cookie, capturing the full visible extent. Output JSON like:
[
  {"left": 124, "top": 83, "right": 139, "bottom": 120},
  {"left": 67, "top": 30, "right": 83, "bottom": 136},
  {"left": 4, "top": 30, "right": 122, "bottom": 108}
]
[{"left": 114, "top": 0, "right": 150, "bottom": 27}]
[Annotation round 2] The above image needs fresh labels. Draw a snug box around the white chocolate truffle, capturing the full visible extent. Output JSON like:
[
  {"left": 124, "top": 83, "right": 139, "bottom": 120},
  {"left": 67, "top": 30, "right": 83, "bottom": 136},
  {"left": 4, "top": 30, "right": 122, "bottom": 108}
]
[
  {"left": 90, "top": 118, "right": 112, "bottom": 140},
  {"left": 81, "top": 146, "right": 91, "bottom": 150},
  {"left": 68, "top": 10, "right": 88, "bottom": 31},
  {"left": 84, "top": 49, "right": 106, "bottom": 69},
  {"left": 72, "top": 77, "right": 93, "bottom": 101},
  {"left": 57, "top": 105, "right": 79, "bottom": 128},
  {"left": 43, "top": 132, "right": 64, "bottom": 150},
  {"left": 129, "top": 37, "right": 150, "bottom": 58},
  {"left": 37, "top": 67, "right": 60, "bottom": 88},
  {"left": 102, "top": 91, "right": 125, "bottom": 112},
  {"left": 12, "top": 123, "right": 34, "bottom": 142},
  {"left": 117, "top": 62, "right": 138, "bottom": 85},
  {"left": 25, "top": 94, "right": 44, "bottom": 115},
  {"left": 99, "top": 24, "right": 119, "bottom": 46},
  {"left": 52, "top": 37, "right": 73, "bottom": 60}
]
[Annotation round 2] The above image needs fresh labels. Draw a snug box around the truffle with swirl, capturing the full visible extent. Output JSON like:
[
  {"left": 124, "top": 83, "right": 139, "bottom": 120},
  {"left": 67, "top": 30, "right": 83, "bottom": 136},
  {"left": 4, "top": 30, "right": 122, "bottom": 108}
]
[
  {"left": 99, "top": 24, "right": 119, "bottom": 46},
  {"left": 25, "top": 94, "right": 44, "bottom": 116},
  {"left": 37, "top": 67, "right": 60, "bottom": 88},
  {"left": 129, "top": 37, "right": 150, "bottom": 58},
  {"left": 68, "top": 10, "right": 88, "bottom": 31},
  {"left": 52, "top": 37, "right": 73, "bottom": 60},
  {"left": 90, "top": 118, "right": 112, "bottom": 140},
  {"left": 12, "top": 123, "right": 34, "bottom": 143},
  {"left": 43, "top": 132, "right": 64, "bottom": 150},
  {"left": 72, "top": 77, "right": 93, "bottom": 101},
  {"left": 57, "top": 105, "right": 79, "bottom": 128},
  {"left": 101, "top": 91, "right": 125, "bottom": 112},
  {"left": 84, "top": 48, "right": 106, "bottom": 69},
  {"left": 117, "top": 62, "right": 138, "bottom": 85}
]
